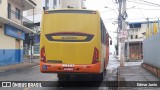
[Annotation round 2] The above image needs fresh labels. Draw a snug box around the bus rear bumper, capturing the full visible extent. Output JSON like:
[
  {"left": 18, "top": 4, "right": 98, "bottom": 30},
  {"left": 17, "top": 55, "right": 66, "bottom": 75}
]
[{"left": 40, "top": 61, "right": 101, "bottom": 74}]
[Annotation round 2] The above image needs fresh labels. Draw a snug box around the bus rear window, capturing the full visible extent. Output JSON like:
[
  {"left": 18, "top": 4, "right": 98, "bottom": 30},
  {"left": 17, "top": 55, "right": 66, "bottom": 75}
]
[{"left": 45, "top": 10, "right": 97, "bottom": 14}]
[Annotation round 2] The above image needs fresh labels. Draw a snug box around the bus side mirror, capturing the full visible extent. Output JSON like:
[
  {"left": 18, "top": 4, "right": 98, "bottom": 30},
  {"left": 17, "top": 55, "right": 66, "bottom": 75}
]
[{"left": 110, "top": 40, "right": 112, "bottom": 45}]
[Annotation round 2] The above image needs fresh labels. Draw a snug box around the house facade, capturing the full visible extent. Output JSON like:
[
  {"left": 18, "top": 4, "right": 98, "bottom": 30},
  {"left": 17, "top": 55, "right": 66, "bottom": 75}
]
[
  {"left": 124, "top": 21, "right": 159, "bottom": 60},
  {"left": 0, "top": 0, "right": 36, "bottom": 66}
]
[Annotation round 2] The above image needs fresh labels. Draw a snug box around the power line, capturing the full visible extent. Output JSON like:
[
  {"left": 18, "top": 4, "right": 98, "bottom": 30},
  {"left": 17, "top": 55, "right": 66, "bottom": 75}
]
[
  {"left": 103, "top": 18, "right": 117, "bottom": 21},
  {"left": 138, "top": 0, "right": 160, "bottom": 7},
  {"left": 104, "top": 6, "right": 118, "bottom": 15},
  {"left": 127, "top": 0, "right": 160, "bottom": 7},
  {"left": 112, "top": 0, "right": 118, "bottom": 9},
  {"left": 100, "top": 9, "right": 118, "bottom": 13},
  {"left": 127, "top": 8, "right": 160, "bottom": 10},
  {"left": 126, "top": 17, "right": 160, "bottom": 21}
]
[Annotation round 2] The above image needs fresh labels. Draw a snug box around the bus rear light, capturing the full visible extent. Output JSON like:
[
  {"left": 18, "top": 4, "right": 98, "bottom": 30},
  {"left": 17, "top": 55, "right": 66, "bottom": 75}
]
[
  {"left": 92, "top": 47, "right": 99, "bottom": 64},
  {"left": 41, "top": 47, "right": 46, "bottom": 63}
]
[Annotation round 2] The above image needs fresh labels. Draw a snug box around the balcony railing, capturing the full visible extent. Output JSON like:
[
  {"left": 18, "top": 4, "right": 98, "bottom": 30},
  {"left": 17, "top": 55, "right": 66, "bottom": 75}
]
[{"left": 8, "top": 9, "right": 36, "bottom": 31}]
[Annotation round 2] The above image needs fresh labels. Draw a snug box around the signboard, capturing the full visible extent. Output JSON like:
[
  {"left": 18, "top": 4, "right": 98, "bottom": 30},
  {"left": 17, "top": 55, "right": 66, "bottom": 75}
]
[
  {"left": 118, "top": 30, "right": 128, "bottom": 38},
  {"left": 4, "top": 24, "right": 25, "bottom": 40},
  {"left": 34, "top": 35, "right": 40, "bottom": 43}
]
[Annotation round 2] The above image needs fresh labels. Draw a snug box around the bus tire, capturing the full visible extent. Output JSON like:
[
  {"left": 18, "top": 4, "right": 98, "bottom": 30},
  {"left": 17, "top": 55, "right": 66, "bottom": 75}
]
[
  {"left": 57, "top": 74, "right": 71, "bottom": 81},
  {"left": 57, "top": 74, "right": 65, "bottom": 81},
  {"left": 57, "top": 74, "right": 64, "bottom": 80},
  {"left": 98, "top": 68, "right": 106, "bottom": 81},
  {"left": 99, "top": 72, "right": 104, "bottom": 81}
]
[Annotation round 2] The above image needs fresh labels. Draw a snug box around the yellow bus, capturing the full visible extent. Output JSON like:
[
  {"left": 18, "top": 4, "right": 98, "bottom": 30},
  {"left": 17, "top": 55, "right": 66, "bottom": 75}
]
[{"left": 40, "top": 9, "right": 110, "bottom": 81}]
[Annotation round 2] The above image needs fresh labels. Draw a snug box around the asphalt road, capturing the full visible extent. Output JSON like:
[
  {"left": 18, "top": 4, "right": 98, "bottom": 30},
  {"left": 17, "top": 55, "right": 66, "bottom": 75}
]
[{"left": 0, "top": 55, "right": 119, "bottom": 90}]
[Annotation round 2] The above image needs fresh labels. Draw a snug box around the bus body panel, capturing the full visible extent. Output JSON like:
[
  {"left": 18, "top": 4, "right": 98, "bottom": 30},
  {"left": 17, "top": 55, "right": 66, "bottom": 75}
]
[
  {"left": 42, "top": 12, "right": 101, "bottom": 65},
  {"left": 40, "top": 9, "right": 109, "bottom": 74}
]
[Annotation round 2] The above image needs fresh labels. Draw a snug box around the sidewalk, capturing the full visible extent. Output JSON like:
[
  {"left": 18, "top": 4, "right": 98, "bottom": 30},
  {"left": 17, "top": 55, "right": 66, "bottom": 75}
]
[
  {"left": 118, "top": 65, "right": 159, "bottom": 81},
  {"left": 118, "top": 65, "right": 160, "bottom": 90},
  {"left": 0, "top": 59, "right": 39, "bottom": 72}
]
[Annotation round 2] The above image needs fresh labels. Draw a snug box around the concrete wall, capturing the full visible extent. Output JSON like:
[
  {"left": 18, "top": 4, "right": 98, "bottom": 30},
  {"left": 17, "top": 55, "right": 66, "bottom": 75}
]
[
  {"left": 143, "top": 32, "right": 160, "bottom": 68},
  {"left": 139, "top": 24, "right": 147, "bottom": 39},
  {"left": 0, "top": 0, "right": 7, "bottom": 18},
  {"left": 62, "top": 0, "right": 83, "bottom": 9},
  {"left": 0, "top": 24, "right": 15, "bottom": 49}
]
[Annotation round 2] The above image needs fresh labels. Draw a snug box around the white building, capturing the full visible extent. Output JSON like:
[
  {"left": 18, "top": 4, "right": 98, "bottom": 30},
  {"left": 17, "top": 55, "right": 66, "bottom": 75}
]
[
  {"left": 123, "top": 21, "right": 159, "bottom": 60},
  {"left": 43, "top": 0, "right": 85, "bottom": 10},
  {"left": 43, "top": 0, "right": 62, "bottom": 10},
  {"left": 61, "top": 0, "right": 85, "bottom": 9}
]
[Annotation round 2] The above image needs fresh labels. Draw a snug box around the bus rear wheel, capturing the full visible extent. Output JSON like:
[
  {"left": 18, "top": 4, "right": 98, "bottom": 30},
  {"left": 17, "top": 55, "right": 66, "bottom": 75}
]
[
  {"left": 97, "top": 68, "right": 106, "bottom": 81},
  {"left": 57, "top": 74, "right": 71, "bottom": 81}
]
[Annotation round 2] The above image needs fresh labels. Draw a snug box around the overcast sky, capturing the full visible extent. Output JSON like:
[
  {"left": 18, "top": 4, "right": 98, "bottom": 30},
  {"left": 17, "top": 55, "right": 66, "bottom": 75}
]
[{"left": 85, "top": 0, "right": 160, "bottom": 53}]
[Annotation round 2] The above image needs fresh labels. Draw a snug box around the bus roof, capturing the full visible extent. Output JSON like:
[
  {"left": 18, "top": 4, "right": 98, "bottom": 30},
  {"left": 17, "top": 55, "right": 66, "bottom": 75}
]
[{"left": 44, "top": 9, "right": 99, "bottom": 14}]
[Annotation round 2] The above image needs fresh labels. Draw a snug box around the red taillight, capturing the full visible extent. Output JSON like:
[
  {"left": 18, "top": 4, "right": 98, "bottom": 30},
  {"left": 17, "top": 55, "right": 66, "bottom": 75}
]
[
  {"left": 41, "top": 47, "right": 46, "bottom": 63},
  {"left": 92, "top": 47, "right": 99, "bottom": 64}
]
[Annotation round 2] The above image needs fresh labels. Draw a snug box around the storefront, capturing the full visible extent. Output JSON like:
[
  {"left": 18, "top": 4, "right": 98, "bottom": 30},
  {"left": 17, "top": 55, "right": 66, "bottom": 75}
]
[{"left": 0, "top": 24, "right": 25, "bottom": 66}]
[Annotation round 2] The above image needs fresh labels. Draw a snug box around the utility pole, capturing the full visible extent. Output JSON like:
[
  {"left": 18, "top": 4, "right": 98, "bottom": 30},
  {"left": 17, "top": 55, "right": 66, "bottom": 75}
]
[
  {"left": 127, "top": 22, "right": 130, "bottom": 60},
  {"left": 117, "top": 0, "right": 122, "bottom": 60},
  {"left": 117, "top": 0, "right": 121, "bottom": 56},
  {"left": 118, "top": 0, "right": 127, "bottom": 67}
]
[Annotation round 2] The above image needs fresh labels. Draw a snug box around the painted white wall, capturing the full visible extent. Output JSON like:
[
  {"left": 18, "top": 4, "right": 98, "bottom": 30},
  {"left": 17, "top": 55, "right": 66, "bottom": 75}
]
[
  {"left": 127, "top": 23, "right": 147, "bottom": 42},
  {"left": 0, "top": 24, "right": 15, "bottom": 49},
  {"left": 61, "top": 0, "right": 83, "bottom": 9},
  {"left": 0, "top": 0, "right": 7, "bottom": 18}
]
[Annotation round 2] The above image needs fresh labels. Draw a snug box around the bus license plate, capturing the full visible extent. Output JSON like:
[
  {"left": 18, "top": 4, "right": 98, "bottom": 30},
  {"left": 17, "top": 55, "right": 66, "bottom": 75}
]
[{"left": 63, "top": 68, "right": 73, "bottom": 71}]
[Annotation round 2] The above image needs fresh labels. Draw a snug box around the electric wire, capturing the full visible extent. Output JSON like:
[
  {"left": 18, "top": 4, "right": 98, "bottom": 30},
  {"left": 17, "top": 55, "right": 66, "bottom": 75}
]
[{"left": 127, "top": 0, "right": 160, "bottom": 7}]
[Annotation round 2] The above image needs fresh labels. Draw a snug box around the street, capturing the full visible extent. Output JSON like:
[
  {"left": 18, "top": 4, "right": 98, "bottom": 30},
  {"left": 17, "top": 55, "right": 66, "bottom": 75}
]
[
  {"left": 0, "top": 55, "right": 119, "bottom": 90},
  {"left": 1, "top": 0, "right": 160, "bottom": 90}
]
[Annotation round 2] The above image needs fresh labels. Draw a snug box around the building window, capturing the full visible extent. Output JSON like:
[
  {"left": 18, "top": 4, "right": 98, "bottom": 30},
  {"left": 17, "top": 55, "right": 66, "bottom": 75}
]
[
  {"left": 15, "top": 8, "right": 20, "bottom": 19},
  {"left": 54, "top": 0, "right": 57, "bottom": 5},
  {"left": 8, "top": 3, "right": 11, "bottom": 19},
  {"left": 0, "top": 0, "right": 2, "bottom": 4},
  {"left": 53, "top": 0, "right": 57, "bottom": 9},
  {"left": 131, "top": 35, "right": 133, "bottom": 39},
  {"left": 34, "top": 44, "right": 40, "bottom": 54},
  {"left": 135, "top": 29, "right": 138, "bottom": 33},
  {"left": 135, "top": 35, "right": 138, "bottom": 39},
  {"left": 45, "top": 0, "right": 49, "bottom": 10}
]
